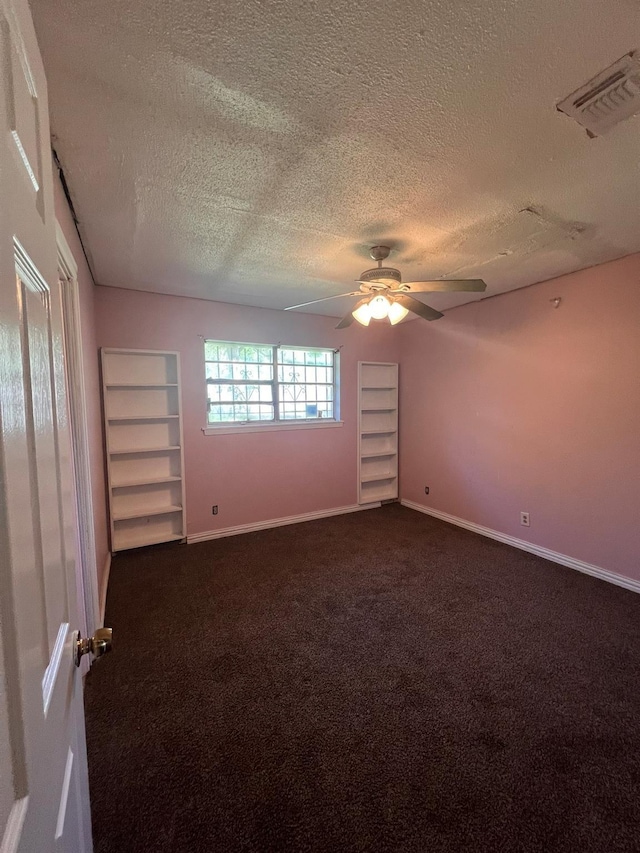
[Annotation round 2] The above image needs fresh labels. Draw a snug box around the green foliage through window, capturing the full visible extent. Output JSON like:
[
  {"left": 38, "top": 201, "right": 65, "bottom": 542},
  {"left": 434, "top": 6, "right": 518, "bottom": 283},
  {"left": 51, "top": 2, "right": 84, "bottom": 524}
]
[{"left": 205, "top": 341, "right": 337, "bottom": 424}]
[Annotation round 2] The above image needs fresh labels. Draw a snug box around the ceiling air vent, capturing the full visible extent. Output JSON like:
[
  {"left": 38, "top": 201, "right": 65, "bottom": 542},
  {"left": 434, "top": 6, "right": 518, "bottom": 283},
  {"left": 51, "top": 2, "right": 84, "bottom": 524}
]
[{"left": 557, "top": 51, "right": 640, "bottom": 137}]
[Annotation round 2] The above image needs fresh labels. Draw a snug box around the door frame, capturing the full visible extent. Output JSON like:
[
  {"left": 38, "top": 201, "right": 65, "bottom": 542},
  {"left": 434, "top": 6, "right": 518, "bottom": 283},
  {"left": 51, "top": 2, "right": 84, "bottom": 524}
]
[{"left": 56, "top": 220, "right": 101, "bottom": 637}]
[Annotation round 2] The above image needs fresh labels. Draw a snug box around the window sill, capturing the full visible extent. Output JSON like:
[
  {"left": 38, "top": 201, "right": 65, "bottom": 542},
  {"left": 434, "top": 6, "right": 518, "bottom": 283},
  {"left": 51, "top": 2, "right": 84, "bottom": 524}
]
[{"left": 203, "top": 420, "right": 344, "bottom": 436}]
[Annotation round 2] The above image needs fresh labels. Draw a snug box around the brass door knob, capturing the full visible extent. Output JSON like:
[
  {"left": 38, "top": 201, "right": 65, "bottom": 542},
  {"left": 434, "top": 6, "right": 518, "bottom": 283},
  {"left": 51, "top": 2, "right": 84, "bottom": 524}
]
[{"left": 74, "top": 627, "right": 113, "bottom": 667}]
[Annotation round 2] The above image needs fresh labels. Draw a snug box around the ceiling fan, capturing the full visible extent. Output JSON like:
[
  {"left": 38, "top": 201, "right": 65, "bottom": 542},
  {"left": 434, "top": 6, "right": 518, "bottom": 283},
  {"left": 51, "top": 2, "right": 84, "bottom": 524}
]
[{"left": 284, "top": 246, "right": 487, "bottom": 328}]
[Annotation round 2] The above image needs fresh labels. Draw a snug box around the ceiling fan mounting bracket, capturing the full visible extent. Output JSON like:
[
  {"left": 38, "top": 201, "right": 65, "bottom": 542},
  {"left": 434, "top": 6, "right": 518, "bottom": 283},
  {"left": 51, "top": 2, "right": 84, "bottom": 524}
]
[{"left": 369, "top": 245, "right": 391, "bottom": 263}]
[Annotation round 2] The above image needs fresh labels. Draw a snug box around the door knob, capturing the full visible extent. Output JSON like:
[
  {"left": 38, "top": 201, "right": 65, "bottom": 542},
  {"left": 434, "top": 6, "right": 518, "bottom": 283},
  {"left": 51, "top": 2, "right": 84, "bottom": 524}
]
[{"left": 74, "top": 627, "right": 113, "bottom": 667}]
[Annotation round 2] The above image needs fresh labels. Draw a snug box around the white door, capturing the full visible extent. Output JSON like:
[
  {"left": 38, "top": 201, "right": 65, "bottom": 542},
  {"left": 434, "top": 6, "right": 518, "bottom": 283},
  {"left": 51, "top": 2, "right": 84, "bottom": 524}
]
[{"left": 0, "top": 0, "right": 94, "bottom": 850}]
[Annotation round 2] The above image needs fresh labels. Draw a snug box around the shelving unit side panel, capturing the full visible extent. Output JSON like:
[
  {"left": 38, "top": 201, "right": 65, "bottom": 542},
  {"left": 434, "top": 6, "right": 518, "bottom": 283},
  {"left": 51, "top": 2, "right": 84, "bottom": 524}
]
[{"left": 174, "top": 351, "right": 187, "bottom": 539}]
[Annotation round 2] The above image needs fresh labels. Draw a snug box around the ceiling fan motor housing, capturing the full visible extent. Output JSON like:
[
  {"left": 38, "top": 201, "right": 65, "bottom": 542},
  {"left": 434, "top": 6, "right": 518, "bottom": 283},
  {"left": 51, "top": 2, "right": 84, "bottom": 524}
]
[{"left": 359, "top": 267, "right": 402, "bottom": 290}]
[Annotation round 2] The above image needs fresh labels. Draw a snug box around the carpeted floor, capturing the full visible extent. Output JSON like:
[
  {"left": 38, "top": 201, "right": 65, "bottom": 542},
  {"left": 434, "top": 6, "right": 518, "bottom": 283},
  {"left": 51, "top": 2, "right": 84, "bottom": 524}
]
[{"left": 85, "top": 504, "right": 640, "bottom": 852}]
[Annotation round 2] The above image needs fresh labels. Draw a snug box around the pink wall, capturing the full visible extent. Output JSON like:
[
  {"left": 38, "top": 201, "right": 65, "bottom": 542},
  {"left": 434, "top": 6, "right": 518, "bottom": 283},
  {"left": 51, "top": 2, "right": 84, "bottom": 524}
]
[
  {"left": 399, "top": 253, "right": 640, "bottom": 582},
  {"left": 95, "top": 287, "right": 399, "bottom": 536},
  {"left": 54, "top": 175, "right": 110, "bottom": 591}
]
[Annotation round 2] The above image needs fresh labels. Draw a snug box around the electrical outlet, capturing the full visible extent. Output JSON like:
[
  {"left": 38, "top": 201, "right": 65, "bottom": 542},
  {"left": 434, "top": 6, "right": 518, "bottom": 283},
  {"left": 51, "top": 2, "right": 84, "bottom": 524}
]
[
  {"left": 520, "top": 511, "right": 530, "bottom": 527},
  {"left": 424, "top": 486, "right": 430, "bottom": 495},
  {"left": 212, "top": 505, "right": 218, "bottom": 515}
]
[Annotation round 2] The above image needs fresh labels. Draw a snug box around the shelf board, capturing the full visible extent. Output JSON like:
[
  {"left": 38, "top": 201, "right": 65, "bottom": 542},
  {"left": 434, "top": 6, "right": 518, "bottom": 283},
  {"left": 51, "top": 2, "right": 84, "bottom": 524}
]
[
  {"left": 360, "top": 450, "right": 397, "bottom": 459},
  {"left": 113, "top": 531, "right": 184, "bottom": 552},
  {"left": 113, "top": 505, "right": 182, "bottom": 522},
  {"left": 108, "top": 415, "right": 179, "bottom": 422},
  {"left": 361, "top": 407, "right": 397, "bottom": 412},
  {"left": 112, "top": 476, "right": 183, "bottom": 489},
  {"left": 360, "top": 473, "right": 397, "bottom": 483},
  {"left": 361, "top": 429, "right": 397, "bottom": 435},
  {"left": 106, "top": 383, "right": 178, "bottom": 388},
  {"left": 359, "top": 490, "right": 398, "bottom": 503},
  {"left": 109, "top": 445, "right": 181, "bottom": 455},
  {"left": 361, "top": 385, "right": 395, "bottom": 390}
]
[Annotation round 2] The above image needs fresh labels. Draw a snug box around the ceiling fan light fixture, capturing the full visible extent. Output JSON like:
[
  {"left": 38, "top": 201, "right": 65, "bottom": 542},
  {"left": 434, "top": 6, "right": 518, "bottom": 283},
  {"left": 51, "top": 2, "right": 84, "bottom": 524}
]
[
  {"left": 388, "top": 300, "right": 409, "bottom": 325},
  {"left": 369, "top": 294, "right": 390, "bottom": 320},
  {"left": 352, "top": 301, "right": 372, "bottom": 326}
]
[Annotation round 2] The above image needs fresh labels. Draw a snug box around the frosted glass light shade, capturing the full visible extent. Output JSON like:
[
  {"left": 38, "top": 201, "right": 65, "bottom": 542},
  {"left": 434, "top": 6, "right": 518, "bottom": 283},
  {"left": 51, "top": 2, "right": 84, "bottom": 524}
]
[
  {"left": 369, "top": 294, "right": 390, "bottom": 320},
  {"left": 388, "top": 301, "right": 409, "bottom": 325},
  {"left": 352, "top": 302, "right": 372, "bottom": 325}
]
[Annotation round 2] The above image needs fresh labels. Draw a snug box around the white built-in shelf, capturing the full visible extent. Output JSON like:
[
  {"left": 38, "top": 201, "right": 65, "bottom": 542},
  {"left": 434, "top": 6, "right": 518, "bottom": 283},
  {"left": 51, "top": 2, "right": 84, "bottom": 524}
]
[
  {"left": 360, "top": 473, "right": 396, "bottom": 483},
  {"left": 112, "top": 530, "right": 184, "bottom": 552},
  {"left": 108, "top": 415, "right": 180, "bottom": 422},
  {"left": 358, "top": 362, "right": 398, "bottom": 505},
  {"left": 113, "top": 505, "right": 183, "bottom": 522},
  {"left": 360, "top": 488, "right": 396, "bottom": 504},
  {"left": 109, "top": 445, "right": 181, "bottom": 455},
  {"left": 102, "top": 348, "right": 186, "bottom": 553},
  {"left": 106, "top": 382, "right": 179, "bottom": 388},
  {"left": 112, "top": 476, "right": 183, "bottom": 489}
]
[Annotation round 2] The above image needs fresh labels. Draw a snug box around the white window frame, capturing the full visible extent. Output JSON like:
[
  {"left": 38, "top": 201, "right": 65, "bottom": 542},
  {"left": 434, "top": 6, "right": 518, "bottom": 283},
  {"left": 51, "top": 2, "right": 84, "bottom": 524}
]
[{"left": 202, "top": 341, "right": 342, "bottom": 435}]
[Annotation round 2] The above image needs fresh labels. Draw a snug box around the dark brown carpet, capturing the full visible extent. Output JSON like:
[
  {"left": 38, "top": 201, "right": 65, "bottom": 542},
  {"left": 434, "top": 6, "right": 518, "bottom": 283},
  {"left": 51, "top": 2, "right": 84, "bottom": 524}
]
[{"left": 85, "top": 504, "right": 640, "bottom": 852}]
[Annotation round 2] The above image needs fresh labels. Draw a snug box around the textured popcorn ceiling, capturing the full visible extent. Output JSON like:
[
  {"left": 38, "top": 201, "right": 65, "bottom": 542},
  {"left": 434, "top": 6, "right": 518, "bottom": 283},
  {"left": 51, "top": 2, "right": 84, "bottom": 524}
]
[{"left": 31, "top": 0, "right": 640, "bottom": 317}]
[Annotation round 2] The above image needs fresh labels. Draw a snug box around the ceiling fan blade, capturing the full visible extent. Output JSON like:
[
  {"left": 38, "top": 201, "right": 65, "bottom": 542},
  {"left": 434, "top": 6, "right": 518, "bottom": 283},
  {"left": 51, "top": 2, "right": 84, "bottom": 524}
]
[
  {"left": 393, "top": 293, "right": 444, "bottom": 321},
  {"left": 284, "top": 291, "right": 361, "bottom": 311},
  {"left": 335, "top": 313, "right": 355, "bottom": 330},
  {"left": 335, "top": 298, "right": 368, "bottom": 329},
  {"left": 397, "top": 279, "right": 487, "bottom": 293}
]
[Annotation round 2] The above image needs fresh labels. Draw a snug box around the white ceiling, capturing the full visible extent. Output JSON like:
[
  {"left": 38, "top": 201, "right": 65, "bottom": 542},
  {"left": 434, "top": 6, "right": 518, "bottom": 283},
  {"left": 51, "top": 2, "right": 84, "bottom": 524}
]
[{"left": 31, "top": 0, "right": 640, "bottom": 318}]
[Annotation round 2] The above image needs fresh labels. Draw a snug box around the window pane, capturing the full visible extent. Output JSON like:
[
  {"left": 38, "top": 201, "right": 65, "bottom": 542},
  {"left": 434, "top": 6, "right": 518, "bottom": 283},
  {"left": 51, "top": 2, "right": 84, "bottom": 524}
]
[
  {"left": 230, "top": 345, "right": 271, "bottom": 363},
  {"left": 232, "top": 362, "right": 258, "bottom": 380},
  {"left": 205, "top": 362, "right": 220, "bottom": 381},
  {"left": 206, "top": 341, "right": 335, "bottom": 425},
  {"left": 280, "top": 383, "right": 300, "bottom": 401},
  {"left": 204, "top": 342, "right": 221, "bottom": 361},
  {"left": 208, "top": 383, "right": 272, "bottom": 405},
  {"left": 232, "top": 384, "right": 268, "bottom": 402},
  {"left": 278, "top": 397, "right": 334, "bottom": 420},
  {"left": 207, "top": 384, "right": 234, "bottom": 403},
  {"left": 208, "top": 403, "right": 274, "bottom": 424}
]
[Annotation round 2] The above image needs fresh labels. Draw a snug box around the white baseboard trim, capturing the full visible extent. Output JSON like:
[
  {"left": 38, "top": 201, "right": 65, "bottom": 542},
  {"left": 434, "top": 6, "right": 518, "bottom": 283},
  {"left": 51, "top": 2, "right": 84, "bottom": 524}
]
[
  {"left": 99, "top": 553, "right": 111, "bottom": 626},
  {"left": 401, "top": 499, "right": 640, "bottom": 595},
  {"left": 187, "top": 502, "right": 381, "bottom": 544}
]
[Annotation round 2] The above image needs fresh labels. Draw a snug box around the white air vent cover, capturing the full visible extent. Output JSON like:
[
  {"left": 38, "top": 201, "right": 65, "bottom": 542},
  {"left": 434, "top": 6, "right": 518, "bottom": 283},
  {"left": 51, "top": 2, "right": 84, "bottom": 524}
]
[{"left": 557, "top": 51, "right": 640, "bottom": 137}]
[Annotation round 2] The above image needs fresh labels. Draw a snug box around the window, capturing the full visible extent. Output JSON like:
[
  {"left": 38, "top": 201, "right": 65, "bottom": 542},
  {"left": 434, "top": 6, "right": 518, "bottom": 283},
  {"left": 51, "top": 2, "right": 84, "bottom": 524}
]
[{"left": 204, "top": 341, "right": 338, "bottom": 426}]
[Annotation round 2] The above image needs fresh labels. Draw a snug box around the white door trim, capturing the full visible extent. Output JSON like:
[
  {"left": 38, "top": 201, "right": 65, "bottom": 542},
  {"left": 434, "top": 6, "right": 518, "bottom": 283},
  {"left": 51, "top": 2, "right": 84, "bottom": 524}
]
[
  {"left": 56, "top": 220, "right": 101, "bottom": 633},
  {"left": 100, "top": 553, "right": 111, "bottom": 626},
  {"left": 0, "top": 797, "right": 29, "bottom": 853}
]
